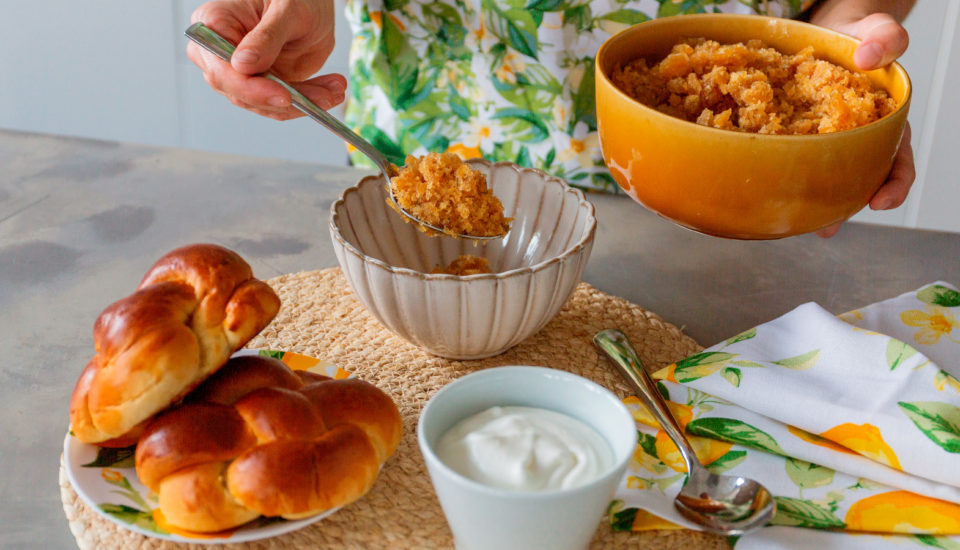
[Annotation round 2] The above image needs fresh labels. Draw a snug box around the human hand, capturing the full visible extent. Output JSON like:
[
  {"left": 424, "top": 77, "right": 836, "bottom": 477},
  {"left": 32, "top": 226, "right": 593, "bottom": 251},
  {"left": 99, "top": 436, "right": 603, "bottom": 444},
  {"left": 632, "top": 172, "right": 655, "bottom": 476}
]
[
  {"left": 810, "top": 6, "right": 915, "bottom": 238},
  {"left": 187, "top": 0, "right": 346, "bottom": 120}
]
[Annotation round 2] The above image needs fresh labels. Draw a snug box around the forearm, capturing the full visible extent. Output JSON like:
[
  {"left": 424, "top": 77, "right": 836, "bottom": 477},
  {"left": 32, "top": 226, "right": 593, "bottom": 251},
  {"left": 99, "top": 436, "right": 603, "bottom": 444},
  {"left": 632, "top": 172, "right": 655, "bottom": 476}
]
[{"left": 810, "top": 0, "right": 916, "bottom": 26}]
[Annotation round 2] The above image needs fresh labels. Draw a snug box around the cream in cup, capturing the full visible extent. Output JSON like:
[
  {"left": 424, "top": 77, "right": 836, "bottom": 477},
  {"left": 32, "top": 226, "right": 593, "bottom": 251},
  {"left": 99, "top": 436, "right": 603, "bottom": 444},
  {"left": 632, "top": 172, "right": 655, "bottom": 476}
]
[{"left": 417, "top": 366, "right": 636, "bottom": 550}]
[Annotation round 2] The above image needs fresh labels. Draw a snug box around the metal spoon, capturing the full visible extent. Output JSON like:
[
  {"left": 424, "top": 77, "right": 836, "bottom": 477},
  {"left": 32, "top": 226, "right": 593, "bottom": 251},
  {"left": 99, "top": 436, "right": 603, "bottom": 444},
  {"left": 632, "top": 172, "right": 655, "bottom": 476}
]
[
  {"left": 184, "top": 22, "right": 499, "bottom": 240},
  {"left": 593, "top": 329, "right": 775, "bottom": 535}
]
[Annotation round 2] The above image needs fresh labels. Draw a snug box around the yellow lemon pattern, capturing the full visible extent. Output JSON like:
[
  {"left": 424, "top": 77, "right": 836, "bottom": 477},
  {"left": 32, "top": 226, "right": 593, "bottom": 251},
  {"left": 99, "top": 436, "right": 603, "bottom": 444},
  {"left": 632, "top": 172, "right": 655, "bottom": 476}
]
[
  {"left": 820, "top": 423, "right": 902, "bottom": 470},
  {"left": 616, "top": 283, "right": 960, "bottom": 541},
  {"left": 623, "top": 395, "right": 693, "bottom": 430},
  {"left": 654, "top": 430, "right": 733, "bottom": 473},
  {"left": 787, "top": 425, "right": 857, "bottom": 455},
  {"left": 630, "top": 509, "right": 684, "bottom": 531},
  {"left": 845, "top": 491, "right": 960, "bottom": 534},
  {"left": 651, "top": 364, "right": 677, "bottom": 383}
]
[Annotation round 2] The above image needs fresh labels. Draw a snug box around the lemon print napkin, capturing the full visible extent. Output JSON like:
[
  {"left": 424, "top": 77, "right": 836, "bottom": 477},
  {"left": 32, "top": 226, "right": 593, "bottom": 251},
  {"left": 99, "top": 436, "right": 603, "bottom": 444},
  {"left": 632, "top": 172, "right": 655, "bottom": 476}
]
[{"left": 611, "top": 282, "right": 960, "bottom": 549}]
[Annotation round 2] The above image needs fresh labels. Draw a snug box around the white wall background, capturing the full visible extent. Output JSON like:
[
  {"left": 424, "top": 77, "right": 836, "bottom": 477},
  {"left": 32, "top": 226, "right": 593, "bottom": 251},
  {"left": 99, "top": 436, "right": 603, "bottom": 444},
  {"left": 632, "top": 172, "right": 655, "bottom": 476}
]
[{"left": 1, "top": 1, "right": 957, "bottom": 233}]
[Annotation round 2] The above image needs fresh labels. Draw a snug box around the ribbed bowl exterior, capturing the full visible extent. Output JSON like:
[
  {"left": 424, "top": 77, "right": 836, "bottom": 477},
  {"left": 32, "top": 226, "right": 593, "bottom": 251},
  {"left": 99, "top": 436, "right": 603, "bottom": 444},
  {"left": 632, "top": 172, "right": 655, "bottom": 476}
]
[{"left": 330, "top": 160, "right": 596, "bottom": 359}]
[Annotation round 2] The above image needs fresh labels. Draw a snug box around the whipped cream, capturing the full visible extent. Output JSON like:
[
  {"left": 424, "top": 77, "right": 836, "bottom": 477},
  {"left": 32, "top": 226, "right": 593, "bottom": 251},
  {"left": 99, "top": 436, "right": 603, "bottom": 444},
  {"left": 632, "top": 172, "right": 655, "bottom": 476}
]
[{"left": 435, "top": 406, "right": 613, "bottom": 492}]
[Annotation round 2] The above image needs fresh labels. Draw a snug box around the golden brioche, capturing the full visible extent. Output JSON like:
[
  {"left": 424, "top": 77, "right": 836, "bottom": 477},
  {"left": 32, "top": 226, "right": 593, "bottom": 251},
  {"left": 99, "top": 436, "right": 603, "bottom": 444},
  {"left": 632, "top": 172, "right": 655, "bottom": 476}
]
[
  {"left": 135, "top": 355, "right": 402, "bottom": 533},
  {"left": 69, "top": 244, "right": 280, "bottom": 445}
]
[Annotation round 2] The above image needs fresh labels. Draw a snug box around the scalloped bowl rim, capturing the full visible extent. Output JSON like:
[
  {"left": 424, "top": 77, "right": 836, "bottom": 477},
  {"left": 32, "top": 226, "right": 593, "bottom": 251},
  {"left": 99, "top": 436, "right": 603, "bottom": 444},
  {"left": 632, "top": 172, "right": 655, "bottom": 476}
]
[
  {"left": 595, "top": 13, "right": 912, "bottom": 141},
  {"left": 329, "top": 159, "right": 598, "bottom": 280}
]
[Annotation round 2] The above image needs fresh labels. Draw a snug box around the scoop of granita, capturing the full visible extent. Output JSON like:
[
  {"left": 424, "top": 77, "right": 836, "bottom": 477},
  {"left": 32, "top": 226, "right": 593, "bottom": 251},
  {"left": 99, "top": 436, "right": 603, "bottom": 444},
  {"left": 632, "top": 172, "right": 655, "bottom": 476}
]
[
  {"left": 431, "top": 254, "right": 492, "bottom": 275},
  {"left": 389, "top": 153, "right": 511, "bottom": 238},
  {"left": 611, "top": 38, "right": 897, "bottom": 135}
]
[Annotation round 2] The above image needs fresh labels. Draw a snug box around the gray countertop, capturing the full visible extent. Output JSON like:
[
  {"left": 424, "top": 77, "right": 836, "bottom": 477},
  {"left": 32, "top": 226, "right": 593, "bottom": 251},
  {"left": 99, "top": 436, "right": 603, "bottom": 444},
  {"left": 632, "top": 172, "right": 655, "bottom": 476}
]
[{"left": 2, "top": 129, "right": 958, "bottom": 548}]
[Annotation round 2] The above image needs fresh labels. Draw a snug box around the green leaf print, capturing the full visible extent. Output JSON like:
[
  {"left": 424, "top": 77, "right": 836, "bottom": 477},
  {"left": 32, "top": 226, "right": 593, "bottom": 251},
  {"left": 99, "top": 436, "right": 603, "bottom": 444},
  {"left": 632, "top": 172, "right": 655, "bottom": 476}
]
[
  {"left": 898, "top": 401, "right": 960, "bottom": 453},
  {"left": 770, "top": 497, "right": 846, "bottom": 529},
  {"left": 491, "top": 140, "right": 521, "bottom": 164},
  {"left": 515, "top": 145, "right": 532, "bottom": 167},
  {"left": 599, "top": 9, "right": 651, "bottom": 25},
  {"left": 382, "top": 0, "right": 408, "bottom": 11},
  {"left": 563, "top": 5, "right": 593, "bottom": 33},
  {"left": 258, "top": 349, "right": 285, "bottom": 360},
  {"left": 526, "top": 0, "right": 564, "bottom": 10},
  {"left": 542, "top": 147, "right": 556, "bottom": 170},
  {"left": 448, "top": 84, "right": 471, "bottom": 121},
  {"left": 529, "top": 8, "right": 544, "bottom": 27},
  {"left": 482, "top": 0, "right": 539, "bottom": 59},
  {"left": 785, "top": 458, "right": 835, "bottom": 489},
  {"left": 673, "top": 352, "right": 736, "bottom": 383},
  {"left": 772, "top": 350, "right": 819, "bottom": 370},
  {"left": 590, "top": 172, "right": 617, "bottom": 191},
  {"left": 731, "top": 360, "right": 766, "bottom": 369},
  {"left": 420, "top": 134, "right": 451, "bottom": 154},
  {"left": 918, "top": 285, "right": 960, "bottom": 308},
  {"left": 421, "top": 3, "right": 463, "bottom": 36},
  {"left": 359, "top": 126, "right": 407, "bottom": 166},
  {"left": 914, "top": 534, "right": 960, "bottom": 549},
  {"left": 607, "top": 500, "right": 637, "bottom": 531},
  {"left": 83, "top": 445, "right": 136, "bottom": 468},
  {"left": 887, "top": 339, "right": 918, "bottom": 371},
  {"left": 686, "top": 418, "right": 787, "bottom": 456},
  {"left": 638, "top": 432, "right": 659, "bottom": 459},
  {"left": 706, "top": 450, "right": 746, "bottom": 474},
  {"left": 493, "top": 69, "right": 558, "bottom": 113},
  {"left": 422, "top": 4, "right": 470, "bottom": 61},
  {"left": 371, "top": 14, "right": 419, "bottom": 110},
  {"left": 570, "top": 59, "right": 596, "bottom": 133},
  {"left": 515, "top": 64, "right": 563, "bottom": 95},
  {"left": 492, "top": 107, "right": 550, "bottom": 143},
  {"left": 721, "top": 367, "right": 742, "bottom": 388},
  {"left": 656, "top": 0, "right": 710, "bottom": 17},
  {"left": 725, "top": 327, "right": 757, "bottom": 347},
  {"left": 610, "top": 507, "right": 638, "bottom": 531},
  {"left": 656, "top": 381, "right": 670, "bottom": 402},
  {"left": 100, "top": 504, "right": 167, "bottom": 534}
]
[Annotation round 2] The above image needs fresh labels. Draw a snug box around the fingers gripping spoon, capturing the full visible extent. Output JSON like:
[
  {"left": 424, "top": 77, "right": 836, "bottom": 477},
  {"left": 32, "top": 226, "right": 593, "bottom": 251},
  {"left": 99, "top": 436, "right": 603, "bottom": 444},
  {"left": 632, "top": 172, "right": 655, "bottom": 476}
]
[
  {"left": 593, "top": 329, "right": 776, "bottom": 536},
  {"left": 185, "top": 22, "right": 498, "bottom": 240}
]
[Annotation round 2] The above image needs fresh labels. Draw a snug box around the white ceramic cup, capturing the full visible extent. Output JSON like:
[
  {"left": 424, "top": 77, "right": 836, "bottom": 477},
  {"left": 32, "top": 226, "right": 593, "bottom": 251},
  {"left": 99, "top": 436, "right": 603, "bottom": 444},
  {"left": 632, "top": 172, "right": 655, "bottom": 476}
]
[{"left": 417, "top": 366, "right": 637, "bottom": 550}]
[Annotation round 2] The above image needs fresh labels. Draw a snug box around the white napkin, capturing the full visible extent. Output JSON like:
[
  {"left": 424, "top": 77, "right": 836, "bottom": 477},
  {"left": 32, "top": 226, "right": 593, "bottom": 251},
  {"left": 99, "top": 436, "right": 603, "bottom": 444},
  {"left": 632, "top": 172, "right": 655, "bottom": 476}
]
[{"left": 612, "top": 281, "right": 960, "bottom": 547}]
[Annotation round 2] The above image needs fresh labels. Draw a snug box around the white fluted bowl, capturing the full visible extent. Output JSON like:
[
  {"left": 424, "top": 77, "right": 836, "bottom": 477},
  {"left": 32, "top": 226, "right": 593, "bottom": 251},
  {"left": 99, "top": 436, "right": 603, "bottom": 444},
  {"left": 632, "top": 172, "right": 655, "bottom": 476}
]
[{"left": 330, "top": 159, "right": 596, "bottom": 360}]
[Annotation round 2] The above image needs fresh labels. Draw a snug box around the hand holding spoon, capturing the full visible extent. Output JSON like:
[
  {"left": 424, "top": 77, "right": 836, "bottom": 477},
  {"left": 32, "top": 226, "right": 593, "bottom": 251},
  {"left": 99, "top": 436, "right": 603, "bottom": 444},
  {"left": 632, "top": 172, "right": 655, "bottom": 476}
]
[
  {"left": 593, "top": 329, "right": 775, "bottom": 535},
  {"left": 184, "top": 22, "right": 499, "bottom": 240}
]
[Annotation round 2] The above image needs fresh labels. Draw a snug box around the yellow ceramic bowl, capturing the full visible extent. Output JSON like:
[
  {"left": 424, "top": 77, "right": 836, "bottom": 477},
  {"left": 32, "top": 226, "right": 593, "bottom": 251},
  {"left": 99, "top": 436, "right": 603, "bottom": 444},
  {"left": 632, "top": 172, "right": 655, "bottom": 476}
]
[{"left": 595, "top": 14, "right": 911, "bottom": 239}]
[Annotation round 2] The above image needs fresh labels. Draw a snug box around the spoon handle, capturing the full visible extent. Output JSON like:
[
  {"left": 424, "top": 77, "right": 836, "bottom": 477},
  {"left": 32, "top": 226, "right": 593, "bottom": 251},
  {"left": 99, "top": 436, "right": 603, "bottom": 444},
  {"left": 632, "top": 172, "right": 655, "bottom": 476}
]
[
  {"left": 594, "top": 329, "right": 700, "bottom": 473},
  {"left": 184, "top": 22, "right": 397, "bottom": 179}
]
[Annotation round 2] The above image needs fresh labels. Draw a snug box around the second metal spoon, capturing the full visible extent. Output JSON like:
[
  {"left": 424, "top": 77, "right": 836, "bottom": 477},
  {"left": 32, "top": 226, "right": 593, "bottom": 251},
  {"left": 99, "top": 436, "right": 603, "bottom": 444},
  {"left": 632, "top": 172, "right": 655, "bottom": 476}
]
[
  {"left": 594, "top": 329, "right": 775, "bottom": 536},
  {"left": 185, "top": 22, "right": 497, "bottom": 240}
]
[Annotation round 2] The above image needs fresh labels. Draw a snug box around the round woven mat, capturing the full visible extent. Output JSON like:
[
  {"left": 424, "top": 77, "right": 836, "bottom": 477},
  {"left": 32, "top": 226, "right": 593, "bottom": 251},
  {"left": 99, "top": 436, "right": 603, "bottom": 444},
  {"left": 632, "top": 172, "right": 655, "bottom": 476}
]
[{"left": 60, "top": 267, "right": 729, "bottom": 549}]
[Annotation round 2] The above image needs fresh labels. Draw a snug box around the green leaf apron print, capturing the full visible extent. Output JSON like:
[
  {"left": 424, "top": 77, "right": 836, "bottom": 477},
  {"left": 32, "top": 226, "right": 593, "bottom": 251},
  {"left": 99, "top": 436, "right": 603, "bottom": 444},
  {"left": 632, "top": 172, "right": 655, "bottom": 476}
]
[{"left": 342, "top": 0, "right": 816, "bottom": 191}]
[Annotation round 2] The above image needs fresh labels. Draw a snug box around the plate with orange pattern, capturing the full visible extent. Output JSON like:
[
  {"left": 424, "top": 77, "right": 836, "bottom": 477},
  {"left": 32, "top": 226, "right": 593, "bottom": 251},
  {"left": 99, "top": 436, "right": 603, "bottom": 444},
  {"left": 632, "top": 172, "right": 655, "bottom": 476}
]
[{"left": 63, "top": 349, "right": 353, "bottom": 543}]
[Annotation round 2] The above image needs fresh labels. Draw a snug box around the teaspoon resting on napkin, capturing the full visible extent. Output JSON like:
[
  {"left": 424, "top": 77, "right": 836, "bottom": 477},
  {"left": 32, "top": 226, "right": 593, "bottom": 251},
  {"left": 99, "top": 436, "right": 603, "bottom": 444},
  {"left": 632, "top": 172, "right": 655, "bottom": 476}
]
[
  {"left": 184, "top": 22, "right": 499, "bottom": 241},
  {"left": 593, "top": 329, "right": 776, "bottom": 536}
]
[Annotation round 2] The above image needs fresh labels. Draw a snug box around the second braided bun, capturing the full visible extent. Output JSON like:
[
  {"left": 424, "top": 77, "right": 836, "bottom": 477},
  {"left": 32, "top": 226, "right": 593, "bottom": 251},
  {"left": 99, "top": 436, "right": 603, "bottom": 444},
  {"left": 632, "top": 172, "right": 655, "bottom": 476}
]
[{"left": 135, "top": 355, "right": 402, "bottom": 532}]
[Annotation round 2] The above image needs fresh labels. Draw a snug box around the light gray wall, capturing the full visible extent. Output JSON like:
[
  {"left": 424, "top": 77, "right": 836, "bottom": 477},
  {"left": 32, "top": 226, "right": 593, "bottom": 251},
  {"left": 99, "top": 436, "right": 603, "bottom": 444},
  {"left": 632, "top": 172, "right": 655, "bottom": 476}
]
[
  {"left": 0, "top": 0, "right": 353, "bottom": 165},
  {"left": 1, "top": 1, "right": 957, "bottom": 233}
]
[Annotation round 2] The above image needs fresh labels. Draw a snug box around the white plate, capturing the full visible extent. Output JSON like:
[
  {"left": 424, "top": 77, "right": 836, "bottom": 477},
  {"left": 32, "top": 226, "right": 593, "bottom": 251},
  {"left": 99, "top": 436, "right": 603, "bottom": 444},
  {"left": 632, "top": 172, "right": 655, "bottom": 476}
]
[{"left": 63, "top": 349, "right": 352, "bottom": 543}]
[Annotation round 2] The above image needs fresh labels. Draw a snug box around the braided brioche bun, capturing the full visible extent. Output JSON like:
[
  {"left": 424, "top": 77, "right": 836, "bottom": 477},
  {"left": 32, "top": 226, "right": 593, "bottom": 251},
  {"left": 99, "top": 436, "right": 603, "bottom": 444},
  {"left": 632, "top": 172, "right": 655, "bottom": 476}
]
[
  {"left": 135, "top": 355, "right": 402, "bottom": 532},
  {"left": 69, "top": 244, "right": 280, "bottom": 445}
]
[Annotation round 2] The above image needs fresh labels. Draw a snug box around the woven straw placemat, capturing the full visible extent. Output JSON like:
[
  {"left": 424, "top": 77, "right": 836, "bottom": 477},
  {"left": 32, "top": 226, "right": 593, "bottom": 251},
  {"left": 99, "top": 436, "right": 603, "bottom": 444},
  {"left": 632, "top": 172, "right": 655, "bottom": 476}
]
[{"left": 60, "top": 267, "right": 729, "bottom": 549}]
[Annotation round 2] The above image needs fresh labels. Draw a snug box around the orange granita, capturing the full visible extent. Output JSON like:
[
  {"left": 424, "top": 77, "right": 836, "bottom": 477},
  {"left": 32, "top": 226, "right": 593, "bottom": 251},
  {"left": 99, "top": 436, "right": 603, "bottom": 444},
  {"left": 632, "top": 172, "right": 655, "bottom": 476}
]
[
  {"left": 431, "top": 254, "right": 492, "bottom": 275},
  {"left": 611, "top": 38, "right": 897, "bottom": 135},
  {"left": 390, "top": 153, "right": 511, "bottom": 238}
]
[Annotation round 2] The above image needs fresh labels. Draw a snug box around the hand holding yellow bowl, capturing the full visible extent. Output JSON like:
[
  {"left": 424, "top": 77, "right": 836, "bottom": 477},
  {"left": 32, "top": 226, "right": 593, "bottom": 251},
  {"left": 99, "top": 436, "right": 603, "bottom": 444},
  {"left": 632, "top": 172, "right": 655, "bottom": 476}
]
[{"left": 595, "top": 14, "right": 911, "bottom": 240}]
